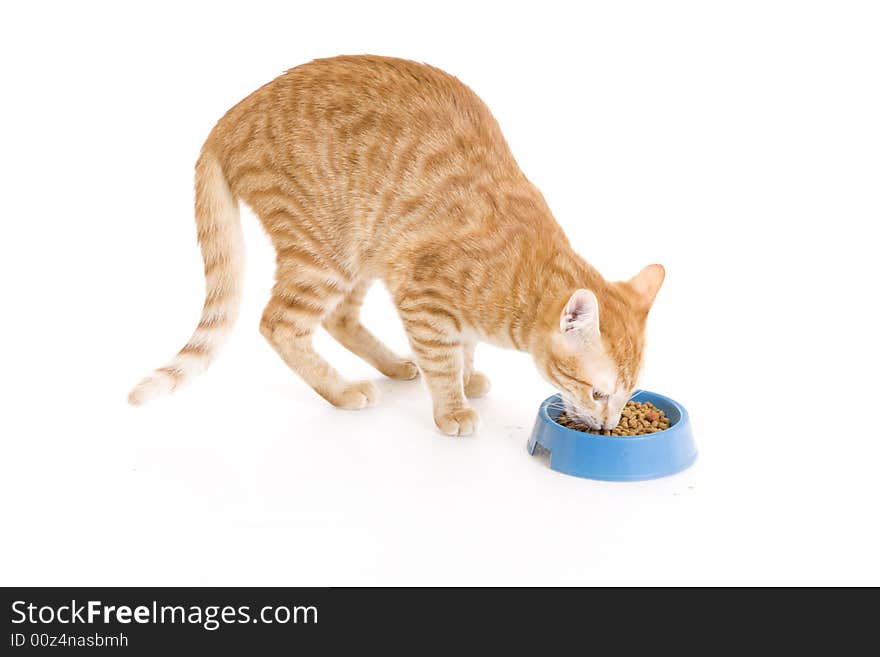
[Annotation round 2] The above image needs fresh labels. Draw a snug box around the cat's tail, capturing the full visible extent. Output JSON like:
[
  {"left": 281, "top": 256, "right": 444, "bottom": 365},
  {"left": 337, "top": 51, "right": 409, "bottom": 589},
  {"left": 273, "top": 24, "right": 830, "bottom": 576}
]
[{"left": 128, "top": 149, "right": 243, "bottom": 406}]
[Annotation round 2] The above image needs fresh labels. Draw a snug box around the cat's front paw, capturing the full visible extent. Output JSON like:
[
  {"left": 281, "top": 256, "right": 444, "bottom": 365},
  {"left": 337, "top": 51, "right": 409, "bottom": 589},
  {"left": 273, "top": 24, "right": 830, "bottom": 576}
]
[
  {"left": 434, "top": 408, "right": 479, "bottom": 436},
  {"left": 331, "top": 380, "right": 380, "bottom": 410},
  {"left": 464, "top": 371, "right": 491, "bottom": 398}
]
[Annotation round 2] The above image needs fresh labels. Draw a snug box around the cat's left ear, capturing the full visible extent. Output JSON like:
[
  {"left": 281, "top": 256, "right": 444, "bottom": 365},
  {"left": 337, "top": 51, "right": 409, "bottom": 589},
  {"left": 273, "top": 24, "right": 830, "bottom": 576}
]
[{"left": 626, "top": 264, "right": 665, "bottom": 311}]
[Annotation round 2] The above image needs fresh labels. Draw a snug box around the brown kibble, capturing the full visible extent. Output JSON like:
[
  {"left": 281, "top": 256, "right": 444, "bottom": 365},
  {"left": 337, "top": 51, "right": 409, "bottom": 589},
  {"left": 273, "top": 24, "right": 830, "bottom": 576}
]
[{"left": 556, "top": 400, "right": 671, "bottom": 437}]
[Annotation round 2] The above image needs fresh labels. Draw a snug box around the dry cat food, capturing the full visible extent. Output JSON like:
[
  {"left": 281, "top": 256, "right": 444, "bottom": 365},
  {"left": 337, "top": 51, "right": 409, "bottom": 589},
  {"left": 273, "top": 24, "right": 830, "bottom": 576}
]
[{"left": 557, "top": 401, "right": 670, "bottom": 436}]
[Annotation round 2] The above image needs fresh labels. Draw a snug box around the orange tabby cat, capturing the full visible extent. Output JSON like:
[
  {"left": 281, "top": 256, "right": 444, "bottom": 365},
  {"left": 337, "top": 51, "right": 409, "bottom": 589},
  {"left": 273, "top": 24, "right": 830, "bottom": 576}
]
[{"left": 129, "top": 55, "right": 664, "bottom": 436}]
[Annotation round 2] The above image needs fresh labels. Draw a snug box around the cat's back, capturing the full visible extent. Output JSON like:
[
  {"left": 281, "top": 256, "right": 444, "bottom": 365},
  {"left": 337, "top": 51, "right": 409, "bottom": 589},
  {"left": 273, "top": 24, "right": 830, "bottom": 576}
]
[
  {"left": 281, "top": 55, "right": 483, "bottom": 112},
  {"left": 209, "top": 55, "right": 513, "bottom": 171}
]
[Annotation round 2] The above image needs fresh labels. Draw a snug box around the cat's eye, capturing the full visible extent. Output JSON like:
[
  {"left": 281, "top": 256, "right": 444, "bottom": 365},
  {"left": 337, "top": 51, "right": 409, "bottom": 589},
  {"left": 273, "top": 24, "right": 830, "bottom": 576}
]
[{"left": 593, "top": 389, "right": 609, "bottom": 401}]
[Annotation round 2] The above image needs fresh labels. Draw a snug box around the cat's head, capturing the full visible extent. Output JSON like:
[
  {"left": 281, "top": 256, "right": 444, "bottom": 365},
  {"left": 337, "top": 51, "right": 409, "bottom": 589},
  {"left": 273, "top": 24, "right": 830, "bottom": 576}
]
[{"left": 533, "top": 264, "right": 665, "bottom": 431}]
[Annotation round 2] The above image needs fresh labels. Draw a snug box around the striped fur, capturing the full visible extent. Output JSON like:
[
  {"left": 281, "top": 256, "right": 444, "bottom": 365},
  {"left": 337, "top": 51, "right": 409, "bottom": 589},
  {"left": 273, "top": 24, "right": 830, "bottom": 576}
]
[
  {"left": 128, "top": 56, "right": 664, "bottom": 435},
  {"left": 128, "top": 152, "right": 242, "bottom": 406}
]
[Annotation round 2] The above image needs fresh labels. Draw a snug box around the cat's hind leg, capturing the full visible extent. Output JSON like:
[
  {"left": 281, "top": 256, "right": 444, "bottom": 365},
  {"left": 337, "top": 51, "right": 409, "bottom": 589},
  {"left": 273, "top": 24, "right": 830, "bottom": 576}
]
[
  {"left": 462, "top": 340, "right": 491, "bottom": 398},
  {"left": 323, "top": 280, "right": 419, "bottom": 380},
  {"left": 260, "top": 257, "right": 379, "bottom": 410}
]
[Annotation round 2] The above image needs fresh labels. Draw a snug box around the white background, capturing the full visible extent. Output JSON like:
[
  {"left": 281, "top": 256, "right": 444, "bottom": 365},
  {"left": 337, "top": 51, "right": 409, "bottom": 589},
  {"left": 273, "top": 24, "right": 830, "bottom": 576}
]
[{"left": 1, "top": 1, "right": 878, "bottom": 585}]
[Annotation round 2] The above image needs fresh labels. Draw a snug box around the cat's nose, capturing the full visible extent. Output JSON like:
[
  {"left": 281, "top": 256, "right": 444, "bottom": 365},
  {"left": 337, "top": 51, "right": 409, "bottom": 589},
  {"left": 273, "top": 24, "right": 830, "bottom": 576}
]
[{"left": 603, "top": 412, "right": 620, "bottom": 431}]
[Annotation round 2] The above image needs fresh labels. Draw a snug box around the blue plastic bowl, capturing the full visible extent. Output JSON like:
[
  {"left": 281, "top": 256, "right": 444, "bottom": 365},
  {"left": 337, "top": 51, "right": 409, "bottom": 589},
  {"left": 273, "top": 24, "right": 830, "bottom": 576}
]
[{"left": 528, "top": 390, "right": 697, "bottom": 481}]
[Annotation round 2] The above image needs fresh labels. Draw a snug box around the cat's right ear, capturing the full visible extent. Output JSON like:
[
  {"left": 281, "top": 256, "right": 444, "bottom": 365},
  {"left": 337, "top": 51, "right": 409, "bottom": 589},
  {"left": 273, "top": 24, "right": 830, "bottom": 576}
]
[{"left": 560, "top": 289, "right": 600, "bottom": 337}]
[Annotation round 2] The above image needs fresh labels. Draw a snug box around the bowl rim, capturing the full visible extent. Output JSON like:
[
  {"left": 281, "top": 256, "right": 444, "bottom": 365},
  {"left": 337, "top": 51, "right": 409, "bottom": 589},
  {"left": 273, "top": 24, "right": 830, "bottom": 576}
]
[{"left": 539, "top": 389, "right": 690, "bottom": 442}]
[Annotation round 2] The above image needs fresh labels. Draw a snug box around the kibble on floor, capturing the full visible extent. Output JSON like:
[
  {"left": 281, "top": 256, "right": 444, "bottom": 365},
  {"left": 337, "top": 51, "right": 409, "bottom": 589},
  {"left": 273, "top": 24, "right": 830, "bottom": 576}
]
[{"left": 556, "top": 400, "right": 670, "bottom": 436}]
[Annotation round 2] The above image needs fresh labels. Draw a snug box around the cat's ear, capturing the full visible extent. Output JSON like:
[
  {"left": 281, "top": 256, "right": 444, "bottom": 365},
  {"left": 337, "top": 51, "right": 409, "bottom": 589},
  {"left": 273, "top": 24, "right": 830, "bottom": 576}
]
[
  {"left": 560, "top": 289, "right": 600, "bottom": 336},
  {"left": 626, "top": 264, "right": 665, "bottom": 311}
]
